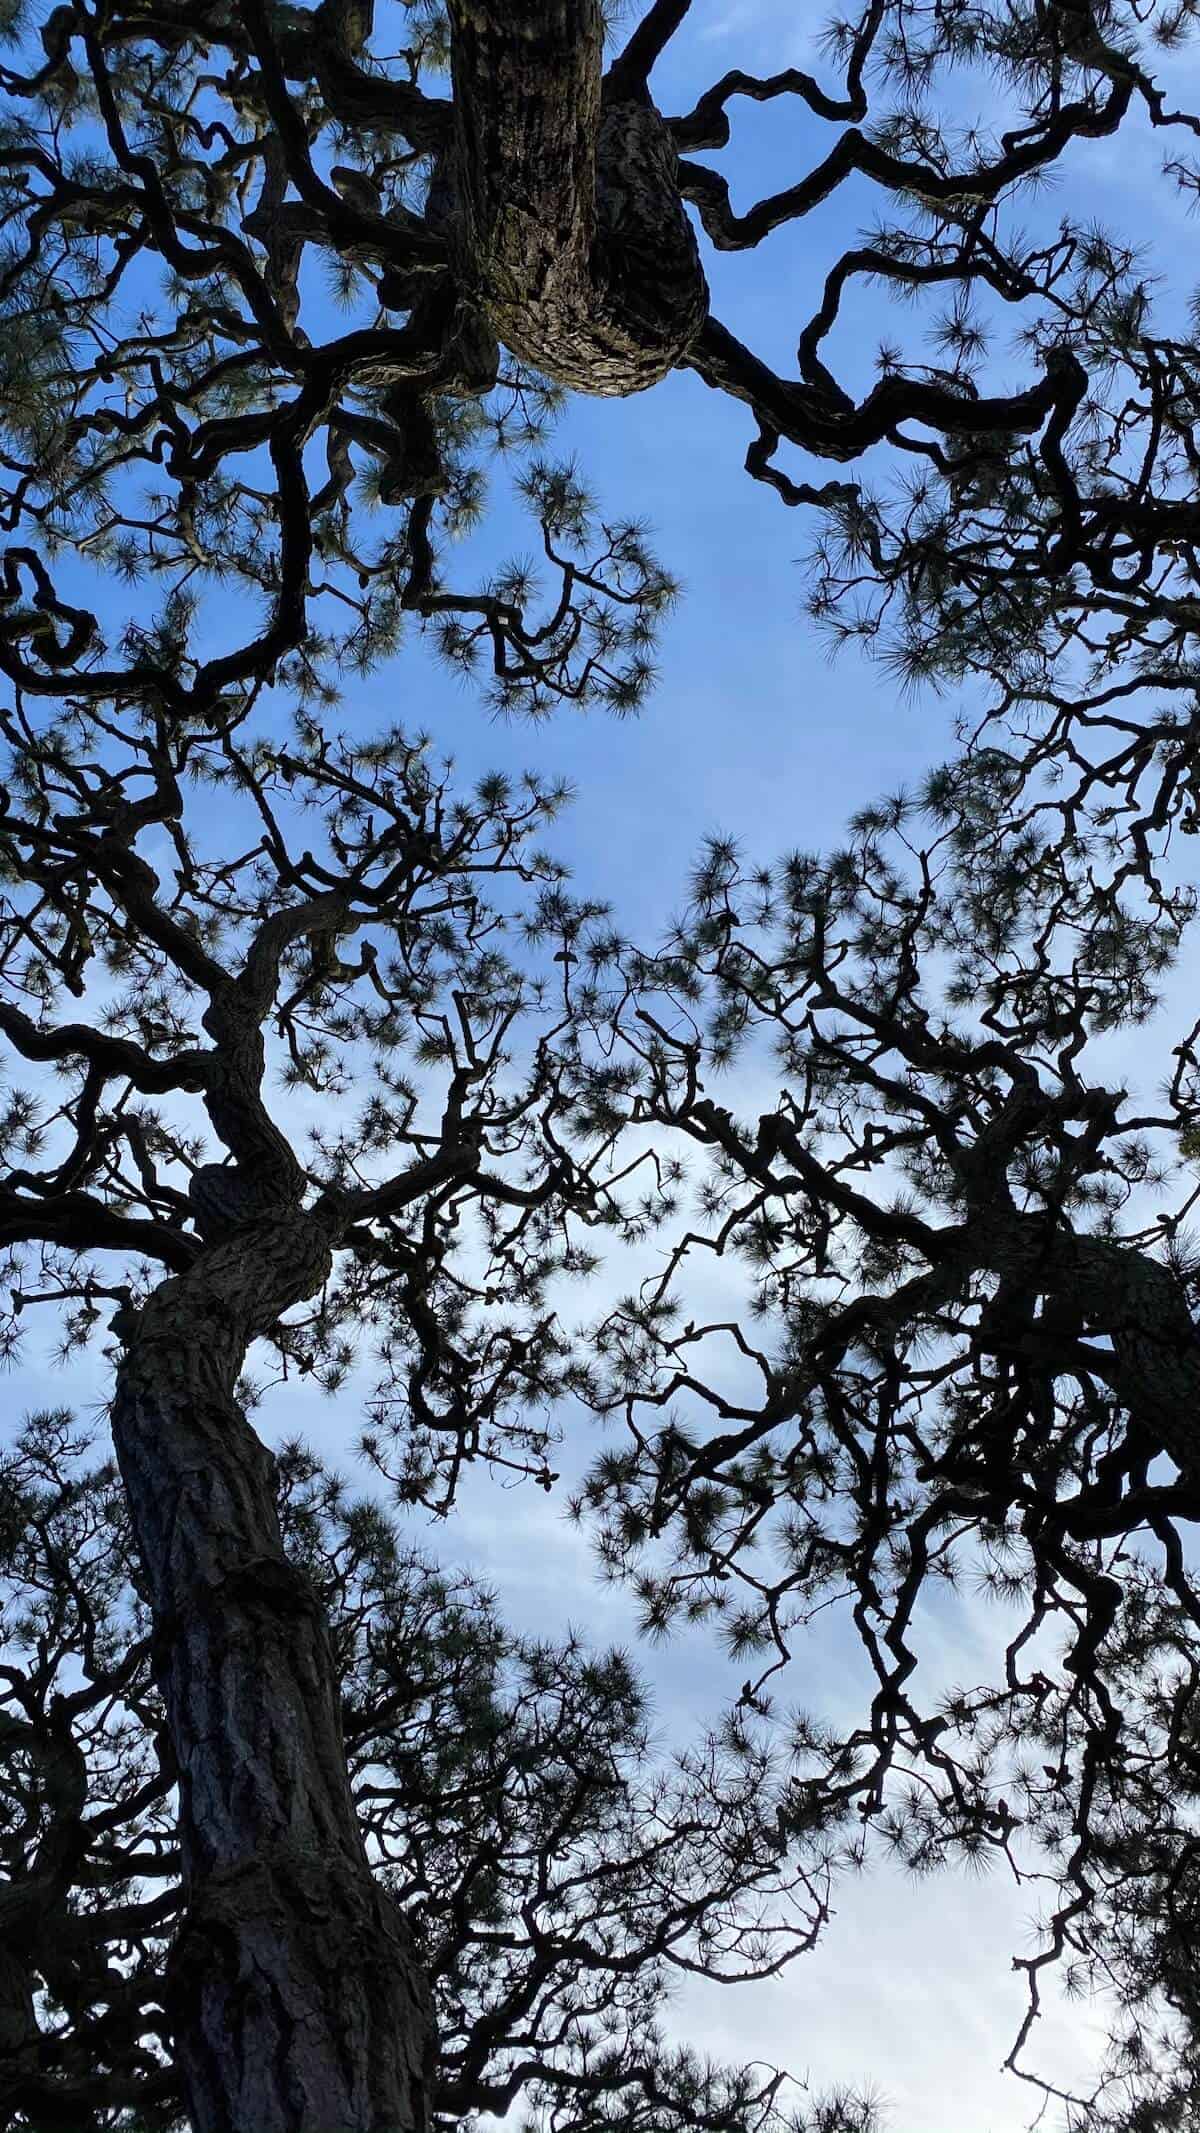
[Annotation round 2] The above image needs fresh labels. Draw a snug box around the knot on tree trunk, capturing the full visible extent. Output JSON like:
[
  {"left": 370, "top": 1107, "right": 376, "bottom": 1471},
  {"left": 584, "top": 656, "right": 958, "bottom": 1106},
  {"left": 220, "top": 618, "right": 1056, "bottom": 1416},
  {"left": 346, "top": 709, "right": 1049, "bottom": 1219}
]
[
  {"left": 587, "top": 96, "right": 709, "bottom": 393},
  {"left": 466, "top": 95, "right": 708, "bottom": 395}
]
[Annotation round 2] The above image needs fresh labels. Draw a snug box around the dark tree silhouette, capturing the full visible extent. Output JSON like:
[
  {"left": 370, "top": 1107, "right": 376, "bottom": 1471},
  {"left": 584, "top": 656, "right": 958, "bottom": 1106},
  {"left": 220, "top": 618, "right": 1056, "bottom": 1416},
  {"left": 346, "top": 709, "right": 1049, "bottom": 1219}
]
[
  {"left": 0, "top": 1411, "right": 873, "bottom": 2133},
  {"left": 542, "top": 745, "right": 1200, "bottom": 2129},
  {"left": 0, "top": 0, "right": 1198, "bottom": 728},
  {"left": 2, "top": 3, "right": 1200, "bottom": 2127},
  {"left": 8, "top": 692, "right": 1200, "bottom": 2128},
  {"left": 0, "top": 688, "right": 691, "bottom": 2128}
]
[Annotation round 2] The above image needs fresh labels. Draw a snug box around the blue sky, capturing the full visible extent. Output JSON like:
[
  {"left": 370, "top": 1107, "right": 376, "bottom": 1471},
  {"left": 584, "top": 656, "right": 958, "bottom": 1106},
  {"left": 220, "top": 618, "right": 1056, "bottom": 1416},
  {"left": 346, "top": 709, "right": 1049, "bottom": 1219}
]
[{"left": 5, "top": 3, "right": 1199, "bottom": 2125}]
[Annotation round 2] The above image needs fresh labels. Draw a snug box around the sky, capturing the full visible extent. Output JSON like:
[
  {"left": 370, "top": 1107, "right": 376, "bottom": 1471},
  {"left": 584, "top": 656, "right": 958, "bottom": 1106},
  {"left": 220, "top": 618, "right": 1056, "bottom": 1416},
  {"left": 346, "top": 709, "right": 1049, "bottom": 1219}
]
[{"left": 4, "top": 4, "right": 1199, "bottom": 2128}]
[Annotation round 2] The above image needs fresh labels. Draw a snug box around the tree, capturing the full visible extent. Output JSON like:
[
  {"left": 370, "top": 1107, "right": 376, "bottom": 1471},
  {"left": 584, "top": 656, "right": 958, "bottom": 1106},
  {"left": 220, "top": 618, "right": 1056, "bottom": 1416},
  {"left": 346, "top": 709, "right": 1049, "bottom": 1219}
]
[
  {"left": 0, "top": 690, "right": 679, "bottom": 2128},
  {"left": 1, "top": 1409, "right": 874, "bottom": 2133},
  {"left": 3, "top": 2, "right": 1200, "bottom": 2125},
  {"left": 0, "top": 0, "right": 1198, "bottom": 727},
  {"left": 7, "top": 703, "right": 1200, "bottom": 2130},
  {"left": 540, "top": 747, "right": 1200, "bottom": 2128}
]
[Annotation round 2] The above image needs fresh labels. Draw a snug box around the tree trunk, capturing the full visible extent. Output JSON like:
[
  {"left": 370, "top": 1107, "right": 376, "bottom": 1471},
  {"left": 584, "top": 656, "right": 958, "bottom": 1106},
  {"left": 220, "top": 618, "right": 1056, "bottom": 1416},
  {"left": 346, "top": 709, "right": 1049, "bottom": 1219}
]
[
  {"left": 1053, "top": 1230, "right": 1200, "bottom": 1488},
  {"left": 447, "top": 0, "right": 708, "bottom": 392},
  {"left": 980, "top": 1207, "right": 1200, "bottom": 1486},
  {"left": 109, "top": 1212, "right": 434, "bottom": 2133}
]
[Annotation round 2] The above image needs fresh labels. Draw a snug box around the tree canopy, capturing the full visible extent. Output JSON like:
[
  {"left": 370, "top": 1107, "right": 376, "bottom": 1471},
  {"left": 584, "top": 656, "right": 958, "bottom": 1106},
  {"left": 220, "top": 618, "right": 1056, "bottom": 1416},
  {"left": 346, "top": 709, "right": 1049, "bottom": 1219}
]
[
  {"left": 0, "top": 0, "right": 1197, "bottom": 728},
  {"left": 4, "top": 3, "right": 1200, "bottom": 2131},
  {"left": 552, "top": 769, "right": 1200, "bottom": 2128},
  {"left": 2, "top": 1409, "right": 866, "bottom": 2133}
]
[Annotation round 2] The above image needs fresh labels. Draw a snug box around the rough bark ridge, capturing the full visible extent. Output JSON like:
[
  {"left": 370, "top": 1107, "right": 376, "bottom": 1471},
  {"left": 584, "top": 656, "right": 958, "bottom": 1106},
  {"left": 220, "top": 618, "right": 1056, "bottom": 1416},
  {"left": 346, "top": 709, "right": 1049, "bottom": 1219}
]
[
  {"left": 110, "top": 1211, "right": 435, "bottom": 2133},
  {"left": 448, "top": 0, "right": 707, "bottom": 391}
]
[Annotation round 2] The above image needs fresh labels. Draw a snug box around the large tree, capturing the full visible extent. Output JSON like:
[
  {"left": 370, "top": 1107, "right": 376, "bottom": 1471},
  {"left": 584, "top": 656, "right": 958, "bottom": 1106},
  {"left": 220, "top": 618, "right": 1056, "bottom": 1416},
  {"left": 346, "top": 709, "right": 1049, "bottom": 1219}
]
[
  {"left": 0, "top": 691, "right": 673, "bottom": 2129},
  {"left": 541, "top": 741, "right": 1200, "bottom": 2129},
  {"left": 0, "top": 1409, "right": 863, "bottom": 2133},
  {"left": 3, "top": 3, "right": 1200, "bottom": 2127},
  {"left": 12, "top": 708, "right": 1200, "bottom": 2130},
  {"left": 0, "top": 0, "right": 1197, "bottom": 726}
]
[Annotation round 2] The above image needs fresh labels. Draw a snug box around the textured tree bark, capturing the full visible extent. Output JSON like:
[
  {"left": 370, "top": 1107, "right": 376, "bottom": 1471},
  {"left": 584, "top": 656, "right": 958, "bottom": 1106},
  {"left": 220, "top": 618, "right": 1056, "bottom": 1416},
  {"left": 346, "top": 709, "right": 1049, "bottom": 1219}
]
[
  {"left": 109, "top": 1212, "right": 434, "bottom": 2133},
  {"left": 447, "top": 0, "right": 708, "bottom": 392}
]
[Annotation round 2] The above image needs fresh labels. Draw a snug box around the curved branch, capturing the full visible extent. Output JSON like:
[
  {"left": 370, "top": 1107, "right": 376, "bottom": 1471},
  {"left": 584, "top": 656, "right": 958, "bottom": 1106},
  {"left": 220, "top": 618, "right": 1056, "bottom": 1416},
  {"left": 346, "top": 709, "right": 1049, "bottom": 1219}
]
[{"left": 687, "top": 313, "right": 1088, "bottom": 468}]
